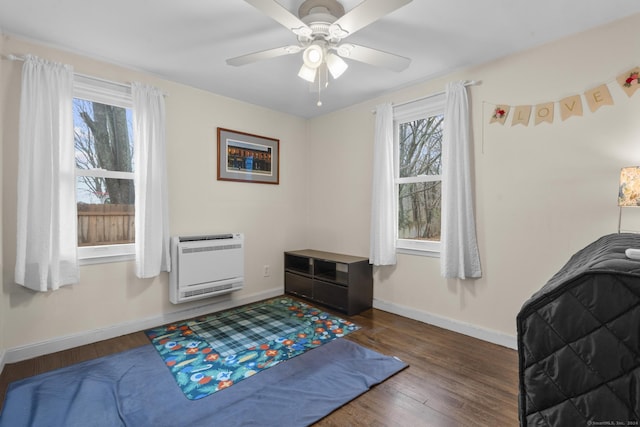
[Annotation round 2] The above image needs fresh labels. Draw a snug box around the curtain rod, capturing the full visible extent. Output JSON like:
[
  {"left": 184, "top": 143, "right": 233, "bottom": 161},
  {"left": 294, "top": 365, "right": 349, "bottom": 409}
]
[
  {"left": 372, "top": 80, "right": 481, "bottom": 113},
  {"left": 3, "top": 53, "right": 168, "bottom": 96},
  {"left": 3, "top": 54, "right": 25, "bottom": 61},
  {"left": 5, "top": 54, "right": 131, "bottom": 90}
]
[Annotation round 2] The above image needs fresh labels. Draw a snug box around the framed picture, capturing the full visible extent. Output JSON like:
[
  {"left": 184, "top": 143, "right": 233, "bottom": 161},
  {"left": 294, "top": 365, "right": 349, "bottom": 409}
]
[{"left": 217, "top": 127, "right": 280, "bottom": 185}]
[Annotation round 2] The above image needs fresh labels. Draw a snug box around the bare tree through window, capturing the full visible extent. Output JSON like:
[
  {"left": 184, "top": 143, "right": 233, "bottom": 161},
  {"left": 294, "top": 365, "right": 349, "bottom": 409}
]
[
  {"left": 74, "top": 99, "right": 135, "bottom": 246},
  {"left": 398, "top": 115, "right": 443, "bottom": 241}
]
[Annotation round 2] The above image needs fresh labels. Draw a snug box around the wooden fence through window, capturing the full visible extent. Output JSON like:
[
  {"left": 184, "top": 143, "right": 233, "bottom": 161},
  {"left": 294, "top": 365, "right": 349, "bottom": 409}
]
[{"left": 77, "top": 203, "right": 135, "bottom": 246}]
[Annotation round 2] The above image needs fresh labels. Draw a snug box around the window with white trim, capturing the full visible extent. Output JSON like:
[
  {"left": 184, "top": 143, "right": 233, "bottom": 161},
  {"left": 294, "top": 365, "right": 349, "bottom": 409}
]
[
  {"left": 73, "top": 75, "right": 135, "bottom": 264},
  {"left": 394, "top": 94, "right": 445, "bottom": 255}
]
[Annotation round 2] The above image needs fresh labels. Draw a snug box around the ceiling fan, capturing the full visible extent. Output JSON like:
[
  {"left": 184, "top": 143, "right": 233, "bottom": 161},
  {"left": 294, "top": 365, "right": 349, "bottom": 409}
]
[{"left": 227, "top": 0, "right": 413, "bottom": 101}]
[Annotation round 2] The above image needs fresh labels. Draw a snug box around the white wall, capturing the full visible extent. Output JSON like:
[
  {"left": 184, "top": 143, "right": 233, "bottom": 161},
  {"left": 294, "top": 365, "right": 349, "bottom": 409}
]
[
  {"left": 2, "top": 14, "right": 640, "bottom": 358},
  {"left": 306, "top": 14, "right": 640, "bottom": 346},
  {"left": 0, "top": 35, "right": 309, "bottom": 355}
]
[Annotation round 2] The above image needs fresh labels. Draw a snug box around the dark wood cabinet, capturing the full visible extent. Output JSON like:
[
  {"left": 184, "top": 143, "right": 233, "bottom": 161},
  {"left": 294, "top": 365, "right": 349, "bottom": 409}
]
[{"left": 284, "top": 250, "right": 373, "bottom": 315}]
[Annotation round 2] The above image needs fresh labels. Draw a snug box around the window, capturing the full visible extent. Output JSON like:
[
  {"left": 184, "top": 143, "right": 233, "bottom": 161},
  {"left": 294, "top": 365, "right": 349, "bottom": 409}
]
[
  {"left": 73, "top": 75, "right": 135, "bottom": 264},
  {"left": 394, "top": 94, "right": 445, "bottom": 255}
]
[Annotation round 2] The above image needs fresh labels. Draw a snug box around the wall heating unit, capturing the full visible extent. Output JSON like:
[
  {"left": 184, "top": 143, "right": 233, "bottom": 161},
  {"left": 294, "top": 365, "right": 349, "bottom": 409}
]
[{"left": 170, "top": 233, "right": 244, "bottom": 304}]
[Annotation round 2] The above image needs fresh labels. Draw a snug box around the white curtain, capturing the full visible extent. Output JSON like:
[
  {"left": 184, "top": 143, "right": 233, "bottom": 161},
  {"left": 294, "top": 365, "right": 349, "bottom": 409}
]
[
  {"left": 132, "top": 82, "right": 170, "bottom": 278},
  {"left": 15, "top": 55, "right": 79, "bottom": 291},
  {"left": 369, "top": 103, "right": 397, "bottom": 266},
  {"left": 440, "top": 81, "right": 482, "bottom": 279}
]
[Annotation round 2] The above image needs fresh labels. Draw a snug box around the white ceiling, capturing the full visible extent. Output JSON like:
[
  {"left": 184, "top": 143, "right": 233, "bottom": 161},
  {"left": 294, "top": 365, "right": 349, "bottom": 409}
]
[{"left": 2, "top": 0, "right": 640, "bottom": 119}]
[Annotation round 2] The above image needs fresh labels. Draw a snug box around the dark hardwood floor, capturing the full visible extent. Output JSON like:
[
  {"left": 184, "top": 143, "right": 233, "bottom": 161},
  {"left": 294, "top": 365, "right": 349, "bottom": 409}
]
[{"left": 0, "top": 301, "right": 519, "bottom": 426}]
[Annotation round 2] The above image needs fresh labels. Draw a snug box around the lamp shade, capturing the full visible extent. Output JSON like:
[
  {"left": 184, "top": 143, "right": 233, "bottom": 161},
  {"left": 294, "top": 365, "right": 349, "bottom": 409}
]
[
  {"left": 302, "top": 44, "right": 324, "bottom": 69},
  {"left": 618, "top": 166, "right": 640, "bottom": 206},
  {"left": 326, "top": 53, "right": 348, "bottom": 79},
  {"left": 297, "top": 64, "right": 317, "bottom": 83}
]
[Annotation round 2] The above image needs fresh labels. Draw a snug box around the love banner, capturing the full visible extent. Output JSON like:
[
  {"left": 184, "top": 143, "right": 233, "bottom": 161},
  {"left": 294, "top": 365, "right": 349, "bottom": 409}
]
[{"left": 489, "top": 67, "right": 640, "bottom": 126}]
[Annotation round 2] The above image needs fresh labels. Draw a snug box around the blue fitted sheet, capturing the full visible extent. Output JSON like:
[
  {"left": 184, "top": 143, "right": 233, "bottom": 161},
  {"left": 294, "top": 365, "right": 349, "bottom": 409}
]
[{"left": 0, "top": 339, "right": 407, "bottom": 427}]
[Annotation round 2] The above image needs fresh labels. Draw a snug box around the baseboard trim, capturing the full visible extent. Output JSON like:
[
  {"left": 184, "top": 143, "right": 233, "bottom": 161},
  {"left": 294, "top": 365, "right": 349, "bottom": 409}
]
[
  {"left": 2, "top": 291, "right": 516, "bottom": 371},
  {"left": 3, "top": 288, "right": 283, "bottom": 366},
  {"left": 372, "top": 298, "right": 517, "bottom": 350}
]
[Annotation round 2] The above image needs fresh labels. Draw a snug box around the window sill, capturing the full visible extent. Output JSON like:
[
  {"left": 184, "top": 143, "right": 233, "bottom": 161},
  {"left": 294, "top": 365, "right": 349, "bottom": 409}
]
[
  {"left": 78, "top": 244, "right": 135, "bottom": 265},
  {"left": 397, "top": 247, "right": 440, "bottom": 258},
  {"left": 396, "top": 239, "right": 440, "bottom": 258}
]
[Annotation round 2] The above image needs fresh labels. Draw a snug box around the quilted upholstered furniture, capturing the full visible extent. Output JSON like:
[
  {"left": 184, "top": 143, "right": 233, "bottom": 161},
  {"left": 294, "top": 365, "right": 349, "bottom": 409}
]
[{"left": 517, "top": 233, "right": 640, "bottom": 426}]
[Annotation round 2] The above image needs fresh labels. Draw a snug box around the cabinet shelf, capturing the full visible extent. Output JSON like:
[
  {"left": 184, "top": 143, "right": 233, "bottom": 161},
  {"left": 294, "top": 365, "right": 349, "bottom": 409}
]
[
  {"left": 284, "top": 254, "right": 312, "bottom": 275},
  {"left": 284, "top": 250, "right": 372, "bottom": 316}
]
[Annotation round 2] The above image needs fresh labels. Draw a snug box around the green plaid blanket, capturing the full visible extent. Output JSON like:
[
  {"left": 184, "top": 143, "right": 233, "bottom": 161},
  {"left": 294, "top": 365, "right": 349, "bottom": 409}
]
[
  {"left": 187, "top": 303, "right": 305, "bottom": 356},
  {"left": 145, "top": 297, "right": 359, "bottom": 399}
]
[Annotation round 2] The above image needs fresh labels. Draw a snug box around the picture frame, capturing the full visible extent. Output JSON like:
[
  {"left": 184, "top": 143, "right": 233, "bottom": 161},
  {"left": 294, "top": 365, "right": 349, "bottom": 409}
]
[{"left": 217, "top": 127, "right": 280, "bottom": 185}]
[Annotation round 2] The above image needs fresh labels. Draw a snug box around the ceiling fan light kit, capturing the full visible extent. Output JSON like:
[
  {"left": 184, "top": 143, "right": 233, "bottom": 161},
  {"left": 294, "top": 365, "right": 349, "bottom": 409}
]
[
  {"left": 302, "top": 43, "right": 324, "bottom": 69},
  {"left": 230, "top": 0, "right": 413, "bottom": 105},
  {"left": 298, "top": 63, "right": 317, "bottom": 82},
  {"left": 325, "top": 52, "right": 348, "bottom": 79}
]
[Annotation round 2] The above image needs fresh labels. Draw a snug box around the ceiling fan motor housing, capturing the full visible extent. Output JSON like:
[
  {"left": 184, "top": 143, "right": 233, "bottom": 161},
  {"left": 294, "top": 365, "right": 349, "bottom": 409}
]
[
  {"left": 298, "top": 0, "right": 346, "bottom": 44},
  {"left": 298, "top": 0, "right": 345, "bottom": 19}
]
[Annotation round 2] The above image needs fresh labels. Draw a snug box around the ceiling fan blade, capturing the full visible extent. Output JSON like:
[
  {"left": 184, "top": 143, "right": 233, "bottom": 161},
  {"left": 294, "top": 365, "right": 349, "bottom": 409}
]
[
  {"left": 244, "top": 0, "right": 312, "bottom": 36},
  {"left": 330, "top": 0, "right": 412, "bottom": 37},
  {"left": 226, "top": 45, "right": 301, "bottom": 66},
  {"left": 338, "top": 44, "right": 410, "bottom": 72}
]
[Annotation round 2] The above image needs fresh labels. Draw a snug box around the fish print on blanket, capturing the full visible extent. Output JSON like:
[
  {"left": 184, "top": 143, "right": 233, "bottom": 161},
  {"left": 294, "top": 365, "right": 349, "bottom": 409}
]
[{"left": 145, "top": 297, "right": 359, "bottom": 400}]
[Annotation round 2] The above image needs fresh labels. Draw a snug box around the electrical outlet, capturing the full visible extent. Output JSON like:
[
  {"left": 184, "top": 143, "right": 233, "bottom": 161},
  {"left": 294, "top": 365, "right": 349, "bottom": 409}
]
[{"left": 263, "top": 265, "right": 270, "bottom": 277}]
